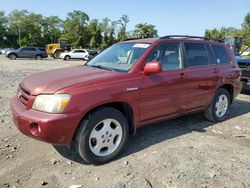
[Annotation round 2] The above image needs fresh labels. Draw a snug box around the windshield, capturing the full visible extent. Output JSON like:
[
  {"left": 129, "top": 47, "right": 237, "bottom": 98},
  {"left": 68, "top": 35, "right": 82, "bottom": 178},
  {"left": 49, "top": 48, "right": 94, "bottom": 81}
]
[{"left": 87, "top": 43, "right": 150, "bottom": 72}]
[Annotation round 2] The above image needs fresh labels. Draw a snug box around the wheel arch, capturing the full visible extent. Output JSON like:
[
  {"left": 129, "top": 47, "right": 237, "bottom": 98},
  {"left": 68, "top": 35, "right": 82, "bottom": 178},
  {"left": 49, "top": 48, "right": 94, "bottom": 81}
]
[
  {"left": 219, "top": 84, "right": 234, "bottom": 103},
  {"left": 72, "top": 101, "right": 136, "bottom": 143},
  {"left": 8, "top": 53, "right": 17, "bottom": 58}
]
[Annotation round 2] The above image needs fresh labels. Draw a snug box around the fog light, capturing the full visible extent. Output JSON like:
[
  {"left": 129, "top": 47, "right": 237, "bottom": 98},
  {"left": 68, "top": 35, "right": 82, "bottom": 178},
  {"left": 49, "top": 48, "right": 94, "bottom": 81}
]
[{"left": 30, "top": 123, "right": 41, "bottom": 136}]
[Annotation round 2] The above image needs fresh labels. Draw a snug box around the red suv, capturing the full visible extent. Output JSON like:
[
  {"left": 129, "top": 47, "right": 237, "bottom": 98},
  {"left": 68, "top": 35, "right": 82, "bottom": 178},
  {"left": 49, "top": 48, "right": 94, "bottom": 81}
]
[{"left": 10, "top": 36, "right": 242, "bottom": 164}]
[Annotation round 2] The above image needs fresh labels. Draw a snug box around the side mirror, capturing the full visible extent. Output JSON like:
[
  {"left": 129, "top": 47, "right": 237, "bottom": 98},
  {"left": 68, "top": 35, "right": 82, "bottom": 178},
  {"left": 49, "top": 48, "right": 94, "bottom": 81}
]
[{"left": 143, "top": 61, "right": 162, "bottom": 75}]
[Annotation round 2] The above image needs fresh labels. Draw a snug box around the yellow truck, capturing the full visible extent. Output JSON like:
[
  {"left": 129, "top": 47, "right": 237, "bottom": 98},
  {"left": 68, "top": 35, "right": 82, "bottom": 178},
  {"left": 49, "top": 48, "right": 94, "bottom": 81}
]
[
  {"left": 46, "top": 39, "right": 71, "bottom": 59},
  {"left": 240, "top": 45, "right": 250, "bottom": 57}
]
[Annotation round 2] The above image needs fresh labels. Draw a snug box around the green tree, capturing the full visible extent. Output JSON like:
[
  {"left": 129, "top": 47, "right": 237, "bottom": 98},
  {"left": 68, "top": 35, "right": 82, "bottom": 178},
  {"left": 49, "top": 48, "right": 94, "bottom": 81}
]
[
  {"left": 242, "top": 13, "right": 250, "bottom": 46},
  {"left": 8, "top": 10, "right": 44, "bottom": 47},
  {"left": 87, "top": 19, "right": 102, "bottom": 48},
  {"left": 8, "top": 9, "right": 28, "bottom": 47},
  {"left": 133, "top": 23, "right": 158, "bottom": 38},
  {"left": 117, "top": 15, "right": 129, "bottom": 41},
  {"left": 204, "top": 28, "right": 226, "bottom": 40},
  {"left": 42, "top": 16, "right": 62, "bottom": 44},
  {"left": 0, "top": 11, "right": 7, "bottom": 47},
  {"left": 63, "top": 10, "right": 89, "bottom": 48},
  {"left": 99, "top": 18, "right": 117, "bottom": 49}
]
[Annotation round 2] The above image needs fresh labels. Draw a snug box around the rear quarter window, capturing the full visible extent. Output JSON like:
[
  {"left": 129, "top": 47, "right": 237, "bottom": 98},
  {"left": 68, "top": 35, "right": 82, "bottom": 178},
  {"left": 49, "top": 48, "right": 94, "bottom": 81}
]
[{"left": 211, "top": 45, "right": 230, "bottom": 64}]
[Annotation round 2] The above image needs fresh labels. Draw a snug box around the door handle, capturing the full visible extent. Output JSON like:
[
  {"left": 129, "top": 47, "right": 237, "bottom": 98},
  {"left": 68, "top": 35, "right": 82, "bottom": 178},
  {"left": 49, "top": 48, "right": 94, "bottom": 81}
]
[
  {"left": 213, "top": 68, "right": 220, "bottom": 74},
  {"left": 179, "top": 73, "right": 187, "bottom": 79}
]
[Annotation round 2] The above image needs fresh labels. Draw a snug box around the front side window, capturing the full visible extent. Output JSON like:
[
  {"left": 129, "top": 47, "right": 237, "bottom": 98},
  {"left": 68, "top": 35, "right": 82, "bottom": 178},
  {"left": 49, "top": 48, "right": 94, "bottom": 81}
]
[
  {"left": 20, "top": 48, "right": 28, "bottom": 51},
  {"left": 212, "top": 45, "right": 230, "bottom": 64},
  {"left": 146, "top": 43, "right": 182, "bottom": 71},
  {"left": 184, "top": 43, "right": 209, "bottom": 67},
  {"left": 88, "top": 43, "right": 150, "bottom": 72}
]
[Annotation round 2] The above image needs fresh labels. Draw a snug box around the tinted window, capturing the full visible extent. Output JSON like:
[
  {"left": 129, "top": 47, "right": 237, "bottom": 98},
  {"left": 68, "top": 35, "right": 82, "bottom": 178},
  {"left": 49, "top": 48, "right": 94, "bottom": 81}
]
[
  {"left": 184, "top": 43, "right": 209, "bottom": 67},
  {"left": 74, "top": 50, "right": 85, "bottom": 53},
  {"left": 38, "top": 48, "right": 46, "bottom": 52},
  {"left": 146, "top": 43, "right": 182, "bottom": 71},
  {"left": 78, "top": 50, "right": 86, "bottom": 53},
  {"left": 21, "top": 48, "right": 28, "bottom": 51},
  {"left": 212, "top": 45, "right": 230, "bottom": 64},
  {"left": 29, "top": 48, "right": 37, "bottom": 51},
  {"left": 205, "top": 44, "right": 216, "bottom": 64}
]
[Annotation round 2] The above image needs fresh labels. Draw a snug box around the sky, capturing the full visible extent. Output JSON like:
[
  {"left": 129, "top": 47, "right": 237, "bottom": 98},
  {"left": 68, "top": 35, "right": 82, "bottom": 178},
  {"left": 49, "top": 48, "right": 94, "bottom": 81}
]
[{"left": 1, "top": 0, "right": 250, "bottom": 36}]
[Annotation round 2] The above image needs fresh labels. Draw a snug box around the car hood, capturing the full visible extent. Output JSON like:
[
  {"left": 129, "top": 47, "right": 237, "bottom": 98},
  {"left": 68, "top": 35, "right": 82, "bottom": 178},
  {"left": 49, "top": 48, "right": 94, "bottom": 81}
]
[
  {"left": 20, "top": 65, "right": 121, "bottom": 95},
  {"left": 236, "top": 56, "right": 250, "bottom": 63},
  {"left": 6, "top": 49, "right": 18, "bottom": 54}
]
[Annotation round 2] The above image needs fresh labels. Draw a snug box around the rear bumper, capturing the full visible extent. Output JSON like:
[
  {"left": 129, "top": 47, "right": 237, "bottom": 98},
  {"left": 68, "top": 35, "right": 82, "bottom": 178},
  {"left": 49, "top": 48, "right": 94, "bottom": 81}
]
[{"left": 10, "top": 96, "right": 81, "bottom": 145}]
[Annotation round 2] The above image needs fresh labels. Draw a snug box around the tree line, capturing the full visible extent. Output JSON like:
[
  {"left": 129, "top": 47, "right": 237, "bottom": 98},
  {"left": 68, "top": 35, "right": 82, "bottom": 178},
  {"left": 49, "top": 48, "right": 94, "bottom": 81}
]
[
  {"left": 0, "top": 9, "right": 158, "bottom": 49},
  {"left": 205, "top": 13, "right": 250, "bottom": 46}
]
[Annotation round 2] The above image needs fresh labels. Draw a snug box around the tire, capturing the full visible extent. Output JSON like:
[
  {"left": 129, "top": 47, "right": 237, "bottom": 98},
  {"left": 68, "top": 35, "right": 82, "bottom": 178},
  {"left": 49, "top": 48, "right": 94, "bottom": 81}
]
[
  {"left": 64, "top": 55, "right": 70, "bottom": 61},
  {"left": 9, "top": 54, "right": 16, "bottom": 60},
  {"left": 53, "top": 50, "right": 62, "bottom": 59},
  {"left": 75, "top": 107, "right": 129, "bottom": 164},
  {"left": 83, "top": 55, "right": 89, "bottom": 61},
  {"left": 204, "top": 88, "right": 231, "bottom": 122},
  {"left": 35, "top": 55, "right": 42, "bottom": 60}
]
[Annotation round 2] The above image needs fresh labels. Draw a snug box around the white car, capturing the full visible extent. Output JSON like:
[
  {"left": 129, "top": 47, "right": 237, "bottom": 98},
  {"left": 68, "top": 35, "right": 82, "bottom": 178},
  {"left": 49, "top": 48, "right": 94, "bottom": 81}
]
[{"left": 60, "top": 49, "right": 89, "bottom": 61}]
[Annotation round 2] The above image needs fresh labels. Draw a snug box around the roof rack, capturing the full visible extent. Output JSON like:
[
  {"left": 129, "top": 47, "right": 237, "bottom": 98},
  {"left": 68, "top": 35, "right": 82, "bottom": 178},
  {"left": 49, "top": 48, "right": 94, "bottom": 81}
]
[{"left": 160, "top": 35, "right": 224, "bottom": 43}]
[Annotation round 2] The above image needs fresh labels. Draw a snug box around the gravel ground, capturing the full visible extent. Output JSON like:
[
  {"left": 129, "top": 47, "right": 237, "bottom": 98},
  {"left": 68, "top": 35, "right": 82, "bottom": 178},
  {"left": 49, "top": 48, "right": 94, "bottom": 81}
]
[{"left": 0, "top": 55, "right": 249, "bottom": 188}]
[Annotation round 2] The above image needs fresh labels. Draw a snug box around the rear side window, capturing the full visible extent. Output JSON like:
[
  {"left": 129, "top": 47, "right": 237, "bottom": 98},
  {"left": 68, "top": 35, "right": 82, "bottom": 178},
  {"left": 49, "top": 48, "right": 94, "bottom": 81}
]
[
  {"left": 184, "top": 43, "right": 209, "bottom": 67},
  {"left": 205, "top": 44, "right": 216, "bottom": 64},
  {"left": 211, "top": 45, "right": 230, "bottom": 64},
  {"left": 29, "top": 48, "right": 37, "bottom": 51},
  {"left": 38, "top": 48, "right": 46, "bottom": 52}
]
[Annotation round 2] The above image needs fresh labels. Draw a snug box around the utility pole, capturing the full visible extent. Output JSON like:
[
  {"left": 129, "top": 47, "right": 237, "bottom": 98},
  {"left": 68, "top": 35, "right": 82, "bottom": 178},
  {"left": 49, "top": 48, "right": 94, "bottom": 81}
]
[{"left": 18, "top": 26, "right": 21, "bottom": 48}]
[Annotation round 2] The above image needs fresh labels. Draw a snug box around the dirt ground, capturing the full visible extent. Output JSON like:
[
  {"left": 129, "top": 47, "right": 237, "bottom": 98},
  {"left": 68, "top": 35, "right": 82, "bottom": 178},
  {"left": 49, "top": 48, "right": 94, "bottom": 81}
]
[{"left": 0, "top": 55, "right": 249, "bottom": 188}]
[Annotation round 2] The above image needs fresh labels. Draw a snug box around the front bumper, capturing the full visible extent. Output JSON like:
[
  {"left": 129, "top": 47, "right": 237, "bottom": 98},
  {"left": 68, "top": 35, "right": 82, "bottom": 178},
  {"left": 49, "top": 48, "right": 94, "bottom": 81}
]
[
  {"left": 10, "top": 96, "right": 81, "bottom": 145},
  {"left": 241, "top": 78, "right": 250, "bottom": 90}
]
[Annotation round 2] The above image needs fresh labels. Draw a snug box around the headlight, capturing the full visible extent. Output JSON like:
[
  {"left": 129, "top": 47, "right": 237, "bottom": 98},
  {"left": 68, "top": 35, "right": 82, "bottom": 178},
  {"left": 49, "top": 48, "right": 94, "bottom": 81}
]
[{"left": 32, "top": 94, "right": 70, "bottom": 113}]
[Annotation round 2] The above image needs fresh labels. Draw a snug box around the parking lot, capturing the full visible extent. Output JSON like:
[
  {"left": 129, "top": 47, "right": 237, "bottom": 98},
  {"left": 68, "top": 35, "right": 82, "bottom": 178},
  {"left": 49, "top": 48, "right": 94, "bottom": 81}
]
[{"left": 0, "top": 55, "right": 250, "bottom": 188}]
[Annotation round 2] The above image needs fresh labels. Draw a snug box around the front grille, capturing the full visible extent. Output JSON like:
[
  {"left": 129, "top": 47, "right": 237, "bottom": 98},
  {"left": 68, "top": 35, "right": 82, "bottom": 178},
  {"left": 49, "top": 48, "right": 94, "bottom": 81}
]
[
  {"left": 17, "top": 85, "right": 30, "bottom": 107},
  {"left": 238, "top": 62, "right": 250, "bottom": 77}
]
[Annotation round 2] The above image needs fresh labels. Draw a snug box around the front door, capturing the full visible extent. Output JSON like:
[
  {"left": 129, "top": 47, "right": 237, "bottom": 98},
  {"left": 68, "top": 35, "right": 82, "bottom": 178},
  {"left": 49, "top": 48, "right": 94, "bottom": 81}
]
[{"left": 139, "top": 43, "right": 189, "bottom": 123}]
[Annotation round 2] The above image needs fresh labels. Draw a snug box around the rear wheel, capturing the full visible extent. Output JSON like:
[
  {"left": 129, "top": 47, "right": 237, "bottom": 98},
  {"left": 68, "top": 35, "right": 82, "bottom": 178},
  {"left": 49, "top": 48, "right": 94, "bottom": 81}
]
[
  {"left": 204, "top": 88, "right": 231, "bottom": 122},
  {"left": 35, "top": 55, "right": 42, "bottom": 60},
  {"left": 75, "top": 107, "right": 129, "bottom": 164},
  {"left": 9, "top": 54, "right": 16, "bottom": 60},
  {"left": 53, "top": 50, "right": 62, "bottom": 59}
]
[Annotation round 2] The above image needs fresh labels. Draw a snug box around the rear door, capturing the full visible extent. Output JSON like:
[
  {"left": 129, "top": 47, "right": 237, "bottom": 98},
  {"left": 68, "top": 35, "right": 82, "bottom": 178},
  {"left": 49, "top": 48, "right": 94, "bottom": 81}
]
[
  {"left": 139, "top": 42, "right": 189, "bottom": 123},
  {"left": 29, "top": 48, "right": 38, "bottom": 57},
  {"left": 182, "top": 42, "right": 218, "bottom": 110},
  {"left": 75, "top": 50, "right": 87, "bottom": 59}
]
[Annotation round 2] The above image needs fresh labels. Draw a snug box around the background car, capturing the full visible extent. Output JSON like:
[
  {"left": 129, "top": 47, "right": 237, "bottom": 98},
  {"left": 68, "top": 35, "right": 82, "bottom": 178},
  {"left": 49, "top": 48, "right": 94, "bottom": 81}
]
[
  {"left": 59, "top": 49, "right": 89, "bottom": 61},
  {"left": 1, "top": 48, "right": 15, "bottom": 55},
  {"left": 5, "top": 47, "right": 48, "bottom": 60},
  {"left": 236, "top": 55, "right": 250, "bottom": 90}
]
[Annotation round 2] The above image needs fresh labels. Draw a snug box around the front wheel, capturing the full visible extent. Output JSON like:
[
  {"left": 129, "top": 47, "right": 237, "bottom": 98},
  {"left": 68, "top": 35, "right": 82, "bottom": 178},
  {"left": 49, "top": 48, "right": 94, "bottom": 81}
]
[
  {"left": 204, "top": 88, "right": 231, "bottom": 122},
  {"left": 64, "top": 55, "right": 70, "bottom": 61},
  {"left": 75, "top": 107, "right": 129, "bottom": 164},
  {"left": 9, "top": 54, "right": 17, "bottom": 60}
]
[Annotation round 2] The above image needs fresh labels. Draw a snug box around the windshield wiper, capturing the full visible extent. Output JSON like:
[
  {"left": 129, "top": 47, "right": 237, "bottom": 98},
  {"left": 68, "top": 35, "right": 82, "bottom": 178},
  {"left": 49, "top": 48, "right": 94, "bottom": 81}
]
[{"left": 89, "top": 64, "right": 114, "bottom": 71}]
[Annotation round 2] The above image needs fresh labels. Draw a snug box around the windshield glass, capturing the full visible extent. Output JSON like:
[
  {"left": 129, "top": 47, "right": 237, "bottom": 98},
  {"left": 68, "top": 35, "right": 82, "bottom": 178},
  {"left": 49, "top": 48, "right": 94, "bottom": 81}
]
[{"left": 87, "top": 43, "right": 150, "bottom": 72}]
